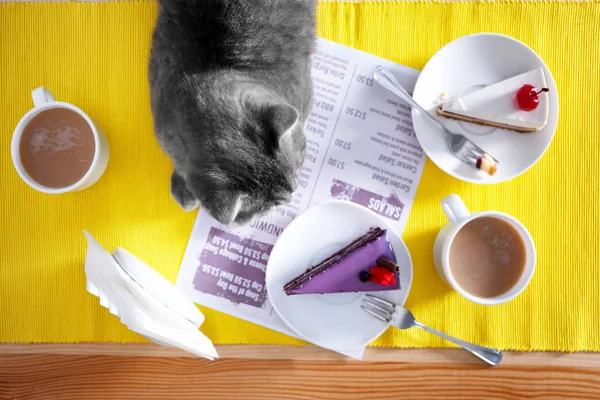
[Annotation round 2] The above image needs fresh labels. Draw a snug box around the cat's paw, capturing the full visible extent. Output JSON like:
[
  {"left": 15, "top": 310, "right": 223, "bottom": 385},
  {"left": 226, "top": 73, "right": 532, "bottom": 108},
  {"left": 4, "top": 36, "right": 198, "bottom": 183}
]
[{"left": 170, "top": 171, "right": 199, "bottom": 211}]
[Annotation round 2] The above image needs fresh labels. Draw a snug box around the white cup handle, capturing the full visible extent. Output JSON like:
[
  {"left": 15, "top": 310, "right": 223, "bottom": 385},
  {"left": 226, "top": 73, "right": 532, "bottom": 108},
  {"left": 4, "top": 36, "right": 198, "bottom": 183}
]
[
  {"left": 441, "top": 194, "right": 471, "bottom": 224},
  {"left": 32, "top": 87, "right": 55, "bottom": 107}
]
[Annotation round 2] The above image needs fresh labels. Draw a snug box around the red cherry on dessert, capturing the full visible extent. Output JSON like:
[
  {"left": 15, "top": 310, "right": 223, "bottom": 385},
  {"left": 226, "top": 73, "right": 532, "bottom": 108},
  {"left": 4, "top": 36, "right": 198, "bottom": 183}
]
[{"left": 516, "top": 84, "right": 549, "bottom": 111}]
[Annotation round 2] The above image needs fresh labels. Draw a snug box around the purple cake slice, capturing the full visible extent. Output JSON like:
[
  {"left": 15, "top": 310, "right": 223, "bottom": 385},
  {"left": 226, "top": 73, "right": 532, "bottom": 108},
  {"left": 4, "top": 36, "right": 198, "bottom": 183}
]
[{"left": 284, "top": 227, "right": 400, "bottom": 295}]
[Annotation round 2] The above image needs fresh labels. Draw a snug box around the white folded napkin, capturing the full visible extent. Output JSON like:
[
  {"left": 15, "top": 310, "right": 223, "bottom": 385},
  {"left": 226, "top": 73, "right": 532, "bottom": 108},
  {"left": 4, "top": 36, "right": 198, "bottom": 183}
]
[{"left": 83, "top": 231, "right": 218, "bottom": 360}]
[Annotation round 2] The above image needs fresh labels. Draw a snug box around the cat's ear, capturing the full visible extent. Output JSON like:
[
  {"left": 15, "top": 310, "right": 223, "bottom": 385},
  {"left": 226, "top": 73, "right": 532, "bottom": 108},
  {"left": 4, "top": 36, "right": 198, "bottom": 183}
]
[
  {"left": 262, "top": 102, "right": 299, "bottom": 145},
  {"left": 212, "top": 192, "right": 244, "bottom": 225}
]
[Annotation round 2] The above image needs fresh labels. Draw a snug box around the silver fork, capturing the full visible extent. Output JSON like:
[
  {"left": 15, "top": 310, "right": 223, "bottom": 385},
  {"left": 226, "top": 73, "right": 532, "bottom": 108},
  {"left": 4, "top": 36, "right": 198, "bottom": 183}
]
[
  {"left": 362, "top": 294, "right": 503, "bottom": 366},
  {"left": 373, "top": 66, "right": 499, "bottom": 174}
]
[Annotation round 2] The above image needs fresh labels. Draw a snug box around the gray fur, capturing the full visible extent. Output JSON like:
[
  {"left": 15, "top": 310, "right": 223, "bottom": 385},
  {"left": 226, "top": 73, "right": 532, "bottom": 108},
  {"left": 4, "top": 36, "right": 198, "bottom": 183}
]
[{"left": 149, "top": 0, "right": 315, "bottom": 225}]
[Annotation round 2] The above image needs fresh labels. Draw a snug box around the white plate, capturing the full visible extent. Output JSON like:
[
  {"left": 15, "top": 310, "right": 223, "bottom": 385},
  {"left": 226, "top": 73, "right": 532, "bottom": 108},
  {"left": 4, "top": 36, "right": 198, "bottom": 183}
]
[
  {"left": 266, "top": 200, "right": 412, "bottom": 351},
  {"left": 412, "top": 33, "right": 559, "bottom": 183}
]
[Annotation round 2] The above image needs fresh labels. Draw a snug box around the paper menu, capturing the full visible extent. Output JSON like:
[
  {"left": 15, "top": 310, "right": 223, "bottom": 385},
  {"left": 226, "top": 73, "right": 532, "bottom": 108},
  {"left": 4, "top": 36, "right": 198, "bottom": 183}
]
[{"left": 175, "top": 38, "right": 427, "bottom": 359}]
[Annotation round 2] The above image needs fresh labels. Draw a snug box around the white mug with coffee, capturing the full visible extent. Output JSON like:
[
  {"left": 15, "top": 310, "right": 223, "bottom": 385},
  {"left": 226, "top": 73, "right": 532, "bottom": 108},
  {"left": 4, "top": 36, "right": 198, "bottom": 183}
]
[
  {"left": 434, "top": 194, "right": 536, "bottom": 306},
  {"left": 11, "top": 87, "right": 109, "bottom": 194}
]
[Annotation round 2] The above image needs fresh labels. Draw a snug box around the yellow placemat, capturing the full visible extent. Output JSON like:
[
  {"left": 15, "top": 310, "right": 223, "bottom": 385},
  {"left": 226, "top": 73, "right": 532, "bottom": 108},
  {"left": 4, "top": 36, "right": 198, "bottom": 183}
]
[{"left": 0, "top": 1, "right": 598, "bottom": 351}]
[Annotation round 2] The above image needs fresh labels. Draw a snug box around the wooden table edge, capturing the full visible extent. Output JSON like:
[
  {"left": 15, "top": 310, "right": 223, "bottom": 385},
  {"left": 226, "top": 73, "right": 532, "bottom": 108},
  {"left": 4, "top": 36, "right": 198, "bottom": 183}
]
[{"left": 1, "top": 343, "right": 598, "bottom": 367}]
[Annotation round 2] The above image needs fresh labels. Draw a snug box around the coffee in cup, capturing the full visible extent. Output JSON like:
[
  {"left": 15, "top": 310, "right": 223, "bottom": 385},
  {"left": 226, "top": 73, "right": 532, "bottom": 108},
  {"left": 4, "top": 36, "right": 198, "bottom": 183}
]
[
  {"left": 434, "top": 194, "right": 536, "bottom": 305},
  {"left": 449, "top": 216, "right": 527, "bottom": 298},
  {"left": 11, "top": 87, "right": 109, "bottom": 193}
]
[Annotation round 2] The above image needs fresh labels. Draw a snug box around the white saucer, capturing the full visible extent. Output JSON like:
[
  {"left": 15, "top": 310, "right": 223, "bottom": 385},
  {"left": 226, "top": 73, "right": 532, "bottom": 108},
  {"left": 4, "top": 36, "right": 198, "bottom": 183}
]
[
  {"left": 265, "top": 200, "right": 413, "bottom": 351},
  {"left": 412, "top": 33, "right": 559, "bottom": 183}
]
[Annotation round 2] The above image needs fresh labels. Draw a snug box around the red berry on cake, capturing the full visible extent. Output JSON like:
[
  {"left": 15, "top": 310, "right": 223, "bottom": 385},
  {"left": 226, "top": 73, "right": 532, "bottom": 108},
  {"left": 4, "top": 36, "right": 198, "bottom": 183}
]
[
  {"left": 516, "top": 84, "right": 549, "bottom": 112},
  {"left": 368, "top": 266, "right": 396, "bottom": 286}
]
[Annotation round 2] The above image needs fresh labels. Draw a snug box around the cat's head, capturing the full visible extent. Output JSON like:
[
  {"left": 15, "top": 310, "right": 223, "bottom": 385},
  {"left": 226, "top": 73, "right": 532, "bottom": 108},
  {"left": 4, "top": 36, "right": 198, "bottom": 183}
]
[{"left": 181, "top": 76, "right": 306, "bottom": 225}]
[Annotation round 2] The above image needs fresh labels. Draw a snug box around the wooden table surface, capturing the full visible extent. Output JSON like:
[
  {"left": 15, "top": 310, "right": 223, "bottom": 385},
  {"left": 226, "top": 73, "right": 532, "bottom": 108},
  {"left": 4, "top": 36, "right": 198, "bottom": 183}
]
[{"left": 1, "top": 344, "right": 599, "bottom": 399}]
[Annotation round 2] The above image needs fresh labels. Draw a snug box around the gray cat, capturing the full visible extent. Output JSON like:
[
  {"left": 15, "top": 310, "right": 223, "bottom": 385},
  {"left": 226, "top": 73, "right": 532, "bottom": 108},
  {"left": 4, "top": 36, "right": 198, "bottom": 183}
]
[{"left": 148, "top": 0, "right": 315, "bottom": 225}]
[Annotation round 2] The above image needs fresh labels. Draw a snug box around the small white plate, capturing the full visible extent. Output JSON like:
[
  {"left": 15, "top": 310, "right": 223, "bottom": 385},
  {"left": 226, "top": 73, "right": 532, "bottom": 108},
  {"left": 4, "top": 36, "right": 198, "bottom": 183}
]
[
  {"left": 412, "top": 33, "right": 559, "bottom": 183},
  {"left": 266, "top": 200, "right": 413, "bottom": 351}
]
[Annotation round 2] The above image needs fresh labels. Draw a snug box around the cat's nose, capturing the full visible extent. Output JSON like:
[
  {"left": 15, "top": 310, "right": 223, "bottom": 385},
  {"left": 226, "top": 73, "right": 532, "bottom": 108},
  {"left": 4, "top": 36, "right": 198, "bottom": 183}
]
[{"left": 277, "top": 195, "right": 292, "bottom": 206}]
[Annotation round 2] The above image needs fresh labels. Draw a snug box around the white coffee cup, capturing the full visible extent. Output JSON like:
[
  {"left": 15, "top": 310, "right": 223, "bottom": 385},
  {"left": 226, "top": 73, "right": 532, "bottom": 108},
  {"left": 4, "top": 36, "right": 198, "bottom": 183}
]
[
  {"left": 433, "top": 194, "right": 536, "bottom": 305},
  {"left": 11, "top": 87, "right": 110, "bottom": 194}
]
